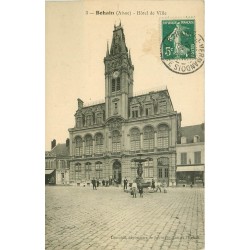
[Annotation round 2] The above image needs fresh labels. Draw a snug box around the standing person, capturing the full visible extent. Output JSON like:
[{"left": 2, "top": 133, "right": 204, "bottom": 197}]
[
  {"left": 155, "top": 181, "right": 162, "bottom": 192},
  {"left": 92, "top": 178, "right": 97, "bottom": 190},
  {"left": 97, "top": 179, "right": 100, "bottom": 188},
  {"left": 138, "top": 182, "right": 143, "bottom": 198},
  {"left": 124, "top": 177, "right": 128, "bottom": 190},
  {"left": 102, "top": 179, "right": 105, "bottom": 186},
  {"left": 151, "top": 179, "right": 155, "bottom": 192},
  {"left": 132, "top": 181, "right": 137, "bottom": 198}
]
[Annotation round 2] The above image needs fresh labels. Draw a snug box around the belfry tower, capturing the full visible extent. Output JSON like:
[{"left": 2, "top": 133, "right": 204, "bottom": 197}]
[{"left": 104, "top": 23, "right": 134, "bottom": 120}]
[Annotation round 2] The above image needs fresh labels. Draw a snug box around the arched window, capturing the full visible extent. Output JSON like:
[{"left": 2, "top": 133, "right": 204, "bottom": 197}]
[
  {"left": 85, "top": 162, "right": 92, "bottom": 180},
  {"left": 143, "top": 126, "right": 154, "bottom": 150},
  {"left": 130, "top": 128, "right": 140, "bottom": 151},
  {"left": 95, "top": 161, "right": 103, "bottom": 179},
  {"left": 143, "top": 158, "right": 153, "bottom": 178},
  {"left": 157, "top": 124, "right": 169, "bottom": 148},
  {"left": 75, "top": 137, "right": 83, "bottom": 156},
  {"left": 112, "top": 130, "right": 121, "bottom": 153},
  {"left": 85, "top": 135, "right": 93, "bottom": 156},
  {"left": 95, "top": 133, "right": 104, "bottom": 154}
]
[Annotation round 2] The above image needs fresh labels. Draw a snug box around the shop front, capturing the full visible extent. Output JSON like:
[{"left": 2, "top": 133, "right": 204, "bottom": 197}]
[
  {"left": 176, "top": 165, "right": 204, "bottom": 187},
  {"left": 45, "top": 169, "right": 56, "bottom": 185}
]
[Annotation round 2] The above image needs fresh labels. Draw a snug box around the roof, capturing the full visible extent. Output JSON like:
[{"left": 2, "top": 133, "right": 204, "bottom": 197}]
[
  {"left": 50, "top": 143, "right": 70, "bottom": 157},
  {"left": 179, "top": 123, "right": 205, "bottom": 143}
]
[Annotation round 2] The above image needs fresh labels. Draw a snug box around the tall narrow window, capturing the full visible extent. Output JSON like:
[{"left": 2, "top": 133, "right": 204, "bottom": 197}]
[
  {"left": 143, "top": 126, "right": 154, "bottom": 150},
  {"left": 112, "top": 79, "right": 116, "bottom": 92},
  {"left": 75, "top": 137, "right": 83, "bottom": 156},
  {"left": 157, "top": 124, "right": 169, "bottom": 148},
  {"left": 95, "top": 162, "right": 103, "bottom": 179},
  {"left": 131, "top": 161, "right": 137, "bottom": 179},
  {"left": 86, "top": 115, "right": 92, "bottom": 126},
  {"left": 76, "top": 117, "right": 82, "bottom": 128},
  {"left": 159, "top": 101, "right": 167, "bottom": 114},
  {"left": 116, "top": 77, "right": 120, "bottom": 91},
  {"left": 75, "top": 163, "right": 82, "bottom": 181},
  {"left": 112, "top": 130, "right": 121, "bottom": 152},
  {"left": 85, "top": 162, "right": 92, "bottom": 180},
  {"left": 130, "top": 128, "right": 140, "bottom": 151},
  {"left": 95, "top": 133, "right": 104, "bottom": 154},
  {"left": 144, "top": 158, "right": 153, "bottom": 178},
  {"left": 96, "top": 113, "right": 103, "bottom": 125},
  {"left": 85, "top": 135, "right": 93, "bottom": 156},
  {"left": 194, "top": 151, "right": 201, "bottom": 164},
  {"left": 181, "top": 153, "right": 187, "bottom": 165}
]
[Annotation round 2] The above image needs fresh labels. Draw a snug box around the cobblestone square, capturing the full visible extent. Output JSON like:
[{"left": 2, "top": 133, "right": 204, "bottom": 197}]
[{"left": 46, "top": 186, "right": 204, "bottom": 250}]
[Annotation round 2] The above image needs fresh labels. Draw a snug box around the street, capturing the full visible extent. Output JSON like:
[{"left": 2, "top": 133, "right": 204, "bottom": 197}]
[{"left": 45, "top": 186, "right": 204, "bottom": 250}]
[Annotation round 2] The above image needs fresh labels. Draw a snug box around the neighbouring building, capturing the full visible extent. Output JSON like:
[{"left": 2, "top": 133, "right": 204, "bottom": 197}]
[
  {"left": 45, "top": 139, "right": 70, "bottom": 185},
  {"left": 176, "top": 123, "right": 205, "bottom": 187},
  {"left": 67, "top": 23, "right": 182, "bottom": 186}
]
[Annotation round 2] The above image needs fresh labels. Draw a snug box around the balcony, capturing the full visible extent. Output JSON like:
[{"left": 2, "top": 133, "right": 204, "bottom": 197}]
[{"left": 157, "top": 148, "right": 169, "bottom": 152}]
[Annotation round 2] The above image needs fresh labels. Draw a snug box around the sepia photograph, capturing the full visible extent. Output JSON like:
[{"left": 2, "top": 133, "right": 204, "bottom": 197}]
[{"left": 45, "top": 0, "right": 204, "bottom": 249}]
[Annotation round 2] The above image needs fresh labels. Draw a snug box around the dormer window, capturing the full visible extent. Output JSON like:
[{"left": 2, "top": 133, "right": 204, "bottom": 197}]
[
  {"left": 193, "top": 135, "right": 200, "bottom": 143},
  {"left": 181, "top": 136, "right": 187, "bottom": 144}
]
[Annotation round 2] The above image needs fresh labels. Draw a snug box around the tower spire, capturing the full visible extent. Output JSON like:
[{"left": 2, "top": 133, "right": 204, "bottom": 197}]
[{"left": 106, "top": 41, "right": 109, "bottom": 56}]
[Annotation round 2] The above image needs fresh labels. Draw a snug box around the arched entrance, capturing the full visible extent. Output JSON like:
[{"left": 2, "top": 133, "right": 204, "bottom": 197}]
[{"left": 113, "top": 160, "right": 122, "bottom": 184}]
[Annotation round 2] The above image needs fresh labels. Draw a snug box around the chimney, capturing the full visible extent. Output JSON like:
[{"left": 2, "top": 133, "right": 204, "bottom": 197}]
[
  {"left": 51, "top": 139, "right": 56, "bottom": 149},
  {"left": 77, "top": 98, "right": 84, "bottom": 109},
  {"left": 66, "top": 138, "right": 70, "bottom": 147}
]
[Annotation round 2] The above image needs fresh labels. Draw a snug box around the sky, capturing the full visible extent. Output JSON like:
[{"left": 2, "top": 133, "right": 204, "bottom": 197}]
[{"left": 45, "top": 0, "right": 204, "bottom": 150}]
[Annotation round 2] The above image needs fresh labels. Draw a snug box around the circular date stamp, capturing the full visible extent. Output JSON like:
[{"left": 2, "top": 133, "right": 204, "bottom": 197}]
[{"left": 161, "top": 19, "right": 204, "bottom": 75}]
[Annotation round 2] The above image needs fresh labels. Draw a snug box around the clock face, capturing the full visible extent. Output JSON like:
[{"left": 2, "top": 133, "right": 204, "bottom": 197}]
[{"left": 113, "top": 71, "right": 119, "bottom": 78}]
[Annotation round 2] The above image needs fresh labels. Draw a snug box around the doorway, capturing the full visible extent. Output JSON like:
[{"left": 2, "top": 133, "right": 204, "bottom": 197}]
[{"left": 113, "top": 160, "right": 122, "bottom": 184}]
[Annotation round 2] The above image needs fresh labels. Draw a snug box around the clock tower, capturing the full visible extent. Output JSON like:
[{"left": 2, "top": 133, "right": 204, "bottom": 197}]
[{"left": 104, "top": 23, "right": 134, "bottom": 120}]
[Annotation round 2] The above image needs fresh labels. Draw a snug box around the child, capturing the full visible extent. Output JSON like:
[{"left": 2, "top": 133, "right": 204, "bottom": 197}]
[{"left": 138, "top": 184, "right": 143, "bottom": 198}]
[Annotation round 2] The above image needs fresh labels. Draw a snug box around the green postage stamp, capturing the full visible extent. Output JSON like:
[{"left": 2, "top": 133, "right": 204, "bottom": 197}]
[{"left": 161, "top": 19, "right": 204, "bottom": 74}]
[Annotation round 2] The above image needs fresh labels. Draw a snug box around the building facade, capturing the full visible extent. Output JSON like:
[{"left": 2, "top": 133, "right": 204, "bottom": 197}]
[
  {"left": 68, "top": 23, "right": 181, "bottom": 186},
  {"left": 176, "top": 124, "right": 205, "bottom": 187},
  {"left": 45, "top": 139, "right": 70, "bottom": 185}
]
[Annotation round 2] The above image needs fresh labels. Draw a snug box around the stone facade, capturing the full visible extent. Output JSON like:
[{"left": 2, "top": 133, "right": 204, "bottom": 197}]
[
  {"left": 176, "top": 124, "right": 205, "bottom": 187},
  {"left": 45, "top": 141, "right": 70, "bottom": 185},
  {"left": 68, "top": 23, "right": 181, "bottom": 186}
]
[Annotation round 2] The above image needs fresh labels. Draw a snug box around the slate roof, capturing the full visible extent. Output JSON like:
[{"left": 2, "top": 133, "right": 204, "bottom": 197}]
[
  {"left": 50, "top": 143, "right": 70, "bottom": 157},
  {"left": 179, "top": 123, "right": 205, "bottom": 143}
]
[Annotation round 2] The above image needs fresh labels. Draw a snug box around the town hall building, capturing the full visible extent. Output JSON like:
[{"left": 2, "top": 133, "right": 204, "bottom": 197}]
[{"left": 67, "top": 23, "right": 182, "bottom": 186}]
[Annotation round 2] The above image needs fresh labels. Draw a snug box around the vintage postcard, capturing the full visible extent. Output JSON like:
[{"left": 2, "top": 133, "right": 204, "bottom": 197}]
[{"left": 46, "top": 0, "right": 204, "bottom": 249}]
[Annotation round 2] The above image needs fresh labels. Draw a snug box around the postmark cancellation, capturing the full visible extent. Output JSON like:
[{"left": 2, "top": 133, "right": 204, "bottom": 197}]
[{"left": 161, "top": 19, "right": 204, "bottom": 74}]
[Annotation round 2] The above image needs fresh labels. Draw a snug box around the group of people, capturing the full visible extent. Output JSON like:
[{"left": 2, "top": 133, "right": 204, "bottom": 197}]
[
  {"left": 91, "top": 177, "right": 116, "bottom": 190},
  {"left": 131, "top": 181, "right": 144, "bottom": 198},
  {"left": 91, "top": 177, "right": 167, "bottom": 195},
  {"left": 129, "top": 178, "right": 168, "bottom": 197}
]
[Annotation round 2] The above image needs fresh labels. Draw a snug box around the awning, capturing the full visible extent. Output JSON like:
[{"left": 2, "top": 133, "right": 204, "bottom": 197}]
[
  {"left": 176, "top": 165, "right": 205, "bottom": 172},
  {"left": 45, "top": 169, "right": 55, "bottom": 175}
]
